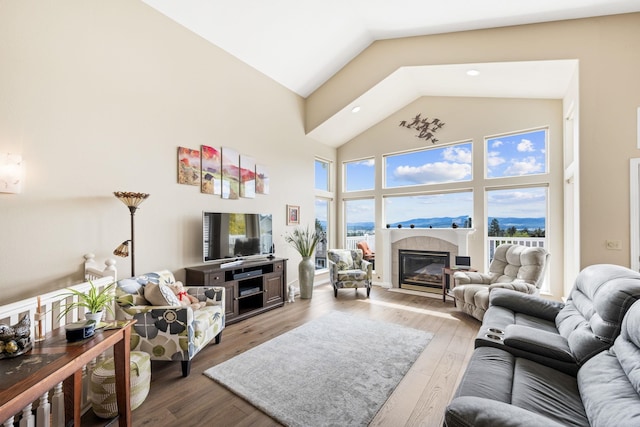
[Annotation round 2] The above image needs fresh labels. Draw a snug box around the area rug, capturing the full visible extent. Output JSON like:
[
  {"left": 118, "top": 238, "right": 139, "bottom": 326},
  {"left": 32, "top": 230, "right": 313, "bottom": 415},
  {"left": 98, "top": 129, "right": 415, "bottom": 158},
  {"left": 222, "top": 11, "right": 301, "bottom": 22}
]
[{"left": 204, "top": 310, "right": 433, "bottom": 427}]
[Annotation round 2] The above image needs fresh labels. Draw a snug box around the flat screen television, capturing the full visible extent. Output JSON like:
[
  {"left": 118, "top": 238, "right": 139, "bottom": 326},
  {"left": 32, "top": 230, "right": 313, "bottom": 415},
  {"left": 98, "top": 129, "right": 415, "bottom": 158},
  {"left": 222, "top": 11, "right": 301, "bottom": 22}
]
[{"left": 202, "top": 212, "right": 273, "bottom": 263}]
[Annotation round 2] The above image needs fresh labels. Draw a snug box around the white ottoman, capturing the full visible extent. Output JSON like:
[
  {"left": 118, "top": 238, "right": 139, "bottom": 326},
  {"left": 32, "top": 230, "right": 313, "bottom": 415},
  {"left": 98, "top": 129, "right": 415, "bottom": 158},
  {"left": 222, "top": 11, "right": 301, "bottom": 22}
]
[{"left": 89, "top": 351, "right": 151, "bottom": 419}]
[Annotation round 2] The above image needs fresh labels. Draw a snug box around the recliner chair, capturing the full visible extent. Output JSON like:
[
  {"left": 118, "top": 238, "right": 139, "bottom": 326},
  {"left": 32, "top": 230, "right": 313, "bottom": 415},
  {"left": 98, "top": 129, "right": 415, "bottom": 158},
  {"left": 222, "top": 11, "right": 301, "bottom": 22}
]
[{"left": 452, "top": 244, "right": 549, "bottom": 321}]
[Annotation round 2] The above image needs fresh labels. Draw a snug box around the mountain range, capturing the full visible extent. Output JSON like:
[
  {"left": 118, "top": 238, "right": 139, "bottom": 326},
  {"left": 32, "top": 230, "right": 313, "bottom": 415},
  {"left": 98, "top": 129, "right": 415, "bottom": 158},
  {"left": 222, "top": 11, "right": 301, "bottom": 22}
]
[{"left": 341, "top": 216, "right": 545, "bottom": 232}]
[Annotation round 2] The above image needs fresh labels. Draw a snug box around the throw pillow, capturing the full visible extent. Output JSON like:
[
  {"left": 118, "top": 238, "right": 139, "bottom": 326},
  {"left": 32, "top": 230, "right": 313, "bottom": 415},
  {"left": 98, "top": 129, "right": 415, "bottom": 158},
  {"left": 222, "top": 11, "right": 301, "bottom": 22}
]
[
  {"left": 144, "top": 282, "right": 181, "bottom": 306},
  {"left": 117, "top": 277, "right": 143, "bottom": 295}
]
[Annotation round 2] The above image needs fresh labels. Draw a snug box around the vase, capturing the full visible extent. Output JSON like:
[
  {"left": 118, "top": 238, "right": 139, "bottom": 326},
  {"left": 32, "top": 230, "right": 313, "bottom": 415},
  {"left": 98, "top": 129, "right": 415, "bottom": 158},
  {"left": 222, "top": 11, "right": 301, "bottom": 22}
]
[
  {"left": 85, "top": 311, "right": 104, "bottom": 323},
  {"left": 298, "top": 256, "right": 315, "bottom": 299}
]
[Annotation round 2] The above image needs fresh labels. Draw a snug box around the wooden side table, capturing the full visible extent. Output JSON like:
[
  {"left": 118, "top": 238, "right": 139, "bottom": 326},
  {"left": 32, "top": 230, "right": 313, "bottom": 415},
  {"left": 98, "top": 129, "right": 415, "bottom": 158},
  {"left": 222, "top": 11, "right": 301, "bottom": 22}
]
[
  {"left": 0, "top": 320, "right": 135, "bottom": 426},
  {"left": 442, "top": 267, "right": 478, "bottom": 303}
]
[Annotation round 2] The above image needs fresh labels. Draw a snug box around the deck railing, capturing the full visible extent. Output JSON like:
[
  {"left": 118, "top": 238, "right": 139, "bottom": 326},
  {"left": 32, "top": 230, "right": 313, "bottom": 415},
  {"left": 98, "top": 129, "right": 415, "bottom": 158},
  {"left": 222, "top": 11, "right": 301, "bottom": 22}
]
[
  {"left": 487, "top": 236, "right": 546, "bottom": 263},
  {"left": 345, "top": 234, "right": 376, "bottom": 251}
]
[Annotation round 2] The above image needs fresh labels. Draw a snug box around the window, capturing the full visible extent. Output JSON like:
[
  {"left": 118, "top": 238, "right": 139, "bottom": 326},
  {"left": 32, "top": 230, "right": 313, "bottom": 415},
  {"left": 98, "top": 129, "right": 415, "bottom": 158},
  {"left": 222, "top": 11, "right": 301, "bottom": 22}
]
[
  {"left": 344, "top": 158, "right": 375, "bottom": 192},
  {"left": 384, "top": 141, "right": 472, "bottom": 188},
  {"left": 486, "top": 186, "right": 547, "bottom": 289},
  {"left": 315, "top": 198, "right": 329, "bottom": 269},
  {"left": 315, "top": 159, "right": 330, "bottom": 191},
  {"left": 384, "top": 192, "right": 473, "bottom": 228},
  {"left": 486, "top": 128, "right": 547, "bottom": 178},
  {"left": 344, "top": 198, "right": 375, "bottom": 255},
  {"left": 315, "top": 158, "right": 333, "bottom": 271}
]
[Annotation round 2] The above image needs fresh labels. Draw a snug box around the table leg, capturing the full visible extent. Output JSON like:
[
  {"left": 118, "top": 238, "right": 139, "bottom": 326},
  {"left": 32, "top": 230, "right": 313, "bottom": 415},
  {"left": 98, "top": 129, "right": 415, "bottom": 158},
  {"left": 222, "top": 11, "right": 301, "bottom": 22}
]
[
  {"left": 113, "top": 326, "right": 133, "bottom": 427},
  {"left": 63, "top": 369, "right": 82, "bottom": 426},
  {"left": 442, "top": 271, "right": 447, "bottom": 302}
]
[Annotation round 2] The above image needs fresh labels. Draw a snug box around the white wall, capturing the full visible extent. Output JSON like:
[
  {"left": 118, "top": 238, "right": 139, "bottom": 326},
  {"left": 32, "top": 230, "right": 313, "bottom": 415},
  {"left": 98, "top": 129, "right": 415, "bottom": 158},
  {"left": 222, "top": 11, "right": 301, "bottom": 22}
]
[{"left": 0, "top": 0, "right": 334, "bottom": 303}]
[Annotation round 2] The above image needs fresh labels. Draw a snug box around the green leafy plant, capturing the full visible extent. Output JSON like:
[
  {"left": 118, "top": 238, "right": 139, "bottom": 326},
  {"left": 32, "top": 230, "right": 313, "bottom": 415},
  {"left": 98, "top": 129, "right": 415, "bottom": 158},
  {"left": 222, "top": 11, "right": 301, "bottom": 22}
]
[
  {"left": 284, "top": 225, "right": 319, "bottom": 257},
  {"left": 57, "top": 281, "right": 116, "bottom": 319}
]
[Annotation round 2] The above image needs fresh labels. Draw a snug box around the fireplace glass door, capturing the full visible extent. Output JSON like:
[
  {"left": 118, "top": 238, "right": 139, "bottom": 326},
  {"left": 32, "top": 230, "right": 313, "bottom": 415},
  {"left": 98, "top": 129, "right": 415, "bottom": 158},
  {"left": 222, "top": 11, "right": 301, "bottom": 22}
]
[{"left": 399, "top": 249, "right": 450, "bottom": 292}]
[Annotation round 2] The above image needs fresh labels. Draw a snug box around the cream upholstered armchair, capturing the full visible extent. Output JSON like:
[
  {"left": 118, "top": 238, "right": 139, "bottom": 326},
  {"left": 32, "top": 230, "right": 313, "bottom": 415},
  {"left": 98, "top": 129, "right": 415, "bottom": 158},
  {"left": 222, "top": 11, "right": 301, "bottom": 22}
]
[
  {"left": 452, "top": 244, "right": 549, "bottom": 321},
  {"left": 327, "top": 249, "right": 372, "bottom": 298}
]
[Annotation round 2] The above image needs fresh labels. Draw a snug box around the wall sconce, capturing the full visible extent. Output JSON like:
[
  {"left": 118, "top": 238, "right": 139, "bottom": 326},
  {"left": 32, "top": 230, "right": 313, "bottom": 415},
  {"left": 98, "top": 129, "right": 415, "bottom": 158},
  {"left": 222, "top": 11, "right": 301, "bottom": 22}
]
[
  {"left": 0, "top": 154, "right": 23, "bottom": 194},
  {"left": 113, "top": 191, "right": 150, "bottom": 277}
]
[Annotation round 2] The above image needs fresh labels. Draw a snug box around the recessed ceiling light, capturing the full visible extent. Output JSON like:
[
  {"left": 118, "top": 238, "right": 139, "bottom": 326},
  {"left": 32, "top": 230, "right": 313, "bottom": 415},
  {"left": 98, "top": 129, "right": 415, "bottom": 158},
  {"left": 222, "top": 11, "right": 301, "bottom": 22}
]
[
  {"left": 351, "top": 106, "right": 361, "bottom": 113},
  {"left": 466, "top": 69, "right": 480, "bottom": 76}
]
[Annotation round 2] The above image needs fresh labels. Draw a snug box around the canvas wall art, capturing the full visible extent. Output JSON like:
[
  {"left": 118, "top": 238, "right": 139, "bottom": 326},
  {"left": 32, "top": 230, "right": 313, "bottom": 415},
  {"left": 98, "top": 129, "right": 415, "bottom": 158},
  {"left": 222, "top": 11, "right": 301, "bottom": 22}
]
[
  {"left": 221, "top": 146, "right": 240, "bottom": 199},
  {"left": 240, "top": 155, "right": 256, "bottom": 198},
  {"left": 201, "top": 145, "right": 221, "bottom": 195},
  {"left": 256, "top": 164, "right": 269, "bottom": 195},
  {"left": 178, "top": 147, "right": 201, "bottom": 186}
]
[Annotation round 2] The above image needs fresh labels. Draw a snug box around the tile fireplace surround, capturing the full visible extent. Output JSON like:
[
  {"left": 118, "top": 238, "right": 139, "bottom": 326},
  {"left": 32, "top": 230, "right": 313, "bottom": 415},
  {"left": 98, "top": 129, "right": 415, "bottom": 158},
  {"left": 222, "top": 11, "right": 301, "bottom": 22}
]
[{"left": 380, "top": 228, "right": 476, "bottom": 289}]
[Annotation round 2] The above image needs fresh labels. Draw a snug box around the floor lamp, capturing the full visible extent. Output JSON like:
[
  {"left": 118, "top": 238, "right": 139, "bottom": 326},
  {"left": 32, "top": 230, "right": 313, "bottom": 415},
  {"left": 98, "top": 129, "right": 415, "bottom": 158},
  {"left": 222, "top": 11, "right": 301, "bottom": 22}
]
[{"left": 113, "top": 191, "right": 149, "bottom": 277}]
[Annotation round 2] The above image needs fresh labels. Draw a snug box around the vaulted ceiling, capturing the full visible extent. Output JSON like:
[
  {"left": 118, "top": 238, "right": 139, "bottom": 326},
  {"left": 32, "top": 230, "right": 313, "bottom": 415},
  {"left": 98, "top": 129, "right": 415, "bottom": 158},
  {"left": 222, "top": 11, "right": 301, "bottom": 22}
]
[{"left": 141, "top": 1, "right": 640, "bottom": 146}]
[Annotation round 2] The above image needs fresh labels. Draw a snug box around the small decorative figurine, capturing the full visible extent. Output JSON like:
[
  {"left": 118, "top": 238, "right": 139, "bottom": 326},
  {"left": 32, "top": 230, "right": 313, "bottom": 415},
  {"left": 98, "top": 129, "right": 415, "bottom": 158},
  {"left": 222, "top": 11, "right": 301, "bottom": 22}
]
[{"left": 0, "top": 314, "right": 32, "bottom": 358}]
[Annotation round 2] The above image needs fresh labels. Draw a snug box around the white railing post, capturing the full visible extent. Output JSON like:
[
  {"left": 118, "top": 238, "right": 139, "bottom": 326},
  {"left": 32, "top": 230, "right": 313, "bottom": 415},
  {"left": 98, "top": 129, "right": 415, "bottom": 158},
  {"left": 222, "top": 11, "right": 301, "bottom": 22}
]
[
  {"left": 36, "top": 392, "right": 50, "bottom": 427},
  {"left": 51, "top": 383, "right": 64, "bottom": 427},
  {"left": 18, "top": 403, "right": 34, "bottom": 427}
]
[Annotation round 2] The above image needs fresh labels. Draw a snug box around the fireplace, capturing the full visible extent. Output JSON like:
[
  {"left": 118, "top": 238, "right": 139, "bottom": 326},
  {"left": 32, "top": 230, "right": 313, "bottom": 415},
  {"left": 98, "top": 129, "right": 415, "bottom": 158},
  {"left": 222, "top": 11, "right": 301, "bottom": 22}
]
[
  {"left": 399, "top": 249, "right": 450, "bottom": 293},
  {"left": 381, "top": 228, "right": 474, "bottom": 289}
]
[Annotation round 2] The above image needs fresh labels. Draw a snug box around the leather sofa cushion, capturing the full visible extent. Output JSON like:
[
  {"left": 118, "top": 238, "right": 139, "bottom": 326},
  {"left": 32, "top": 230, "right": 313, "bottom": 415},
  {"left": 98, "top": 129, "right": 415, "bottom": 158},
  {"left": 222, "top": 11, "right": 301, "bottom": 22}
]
[
  {"left": 578, "top": 299, "right": 640, "bottom": 426},
  {"left": 556, "top": 264, "right": 640, "bottom": 364},
  {"left": 512, "top": 357, "right": 587, "bottom": 426},
  {"left": 455, "top": 347, "right": 588, "bottom": 427}
]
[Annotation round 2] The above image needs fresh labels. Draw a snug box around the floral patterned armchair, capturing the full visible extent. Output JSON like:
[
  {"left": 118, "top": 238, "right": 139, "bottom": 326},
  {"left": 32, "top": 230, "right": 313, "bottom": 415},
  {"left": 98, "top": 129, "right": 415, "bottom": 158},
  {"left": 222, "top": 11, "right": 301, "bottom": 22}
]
[
  {"left": 115, "top": 270, "right": 225, "bottom": 377},
  {"left": 327, "top": 249, "right": 372, "bottom": 298}
]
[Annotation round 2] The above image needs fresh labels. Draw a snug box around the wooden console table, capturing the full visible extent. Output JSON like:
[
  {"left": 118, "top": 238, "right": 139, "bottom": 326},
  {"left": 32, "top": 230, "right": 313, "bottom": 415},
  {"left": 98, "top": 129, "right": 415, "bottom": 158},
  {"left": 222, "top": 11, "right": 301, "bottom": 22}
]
[
  {"left": 0, "top": 320, "right": 134, "bottom": 426},
  {"left": 442, "top": 267, "right": 477, "bottom": 303}
]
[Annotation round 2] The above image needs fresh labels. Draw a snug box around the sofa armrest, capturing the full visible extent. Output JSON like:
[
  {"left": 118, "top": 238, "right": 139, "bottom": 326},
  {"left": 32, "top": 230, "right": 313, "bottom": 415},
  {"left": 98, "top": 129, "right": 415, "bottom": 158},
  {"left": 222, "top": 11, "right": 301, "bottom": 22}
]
[
  {"left": 445, "top": 396, "right": 566, "bottom": 427},
  {"left": 503, "top": 325, "right": 574, "bottom": 362},
  {"left": 186, "top": 286, "right": 225, "bottom": 307},
  {"left": 328, "top": 259, "right": 338, "bottom": 282},
  {"left": 453, "top": 271, "right": 493, "bottom": 286},
  {"left": 360, "top": 259, "right": 372, "bottom": 279},
  {"left": 489, "top": 288, "right": 564, "bottom": 321}
]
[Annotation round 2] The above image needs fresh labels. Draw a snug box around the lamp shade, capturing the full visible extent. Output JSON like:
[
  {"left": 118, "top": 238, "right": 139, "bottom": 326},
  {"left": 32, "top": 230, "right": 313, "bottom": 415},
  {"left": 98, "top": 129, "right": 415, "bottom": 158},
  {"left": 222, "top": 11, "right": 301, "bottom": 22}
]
[
  {"left": 114, "top": 191, "right": 149, "bottom": 208},
  {"left": 113, "top": 241, "right": 130, "bottom": 258}
]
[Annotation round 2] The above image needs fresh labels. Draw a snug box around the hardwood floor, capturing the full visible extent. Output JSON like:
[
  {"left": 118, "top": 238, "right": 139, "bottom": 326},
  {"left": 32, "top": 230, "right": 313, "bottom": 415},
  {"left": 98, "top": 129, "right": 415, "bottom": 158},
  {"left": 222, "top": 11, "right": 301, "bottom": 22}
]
[{"left": 85, "top": 283, "right": 480, "bottom": 427}]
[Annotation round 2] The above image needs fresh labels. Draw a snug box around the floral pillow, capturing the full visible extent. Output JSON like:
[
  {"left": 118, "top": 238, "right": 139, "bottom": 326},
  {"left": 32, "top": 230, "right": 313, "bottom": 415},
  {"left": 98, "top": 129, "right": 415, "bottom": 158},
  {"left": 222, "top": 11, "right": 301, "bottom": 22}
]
[{"left": 144, "top": 282, "right": 181, "bottom": 306}]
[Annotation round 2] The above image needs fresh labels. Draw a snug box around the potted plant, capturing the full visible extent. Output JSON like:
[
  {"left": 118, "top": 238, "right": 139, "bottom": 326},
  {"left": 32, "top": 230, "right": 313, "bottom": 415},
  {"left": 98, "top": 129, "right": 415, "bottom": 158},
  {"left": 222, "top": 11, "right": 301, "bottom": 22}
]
[
  {"left": 58, "top": 281, "right": 116, "bottom": 323},
  {"left": 284, "top": 225, "right": 319, "bottom": 299}
]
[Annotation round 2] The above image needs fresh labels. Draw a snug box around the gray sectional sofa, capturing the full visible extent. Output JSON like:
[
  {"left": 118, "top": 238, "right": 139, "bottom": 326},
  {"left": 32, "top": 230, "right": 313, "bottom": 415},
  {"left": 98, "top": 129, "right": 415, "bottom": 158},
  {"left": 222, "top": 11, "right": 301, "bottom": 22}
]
[{"left": 445, "top": 264, "right": 640, "bottom": 426}]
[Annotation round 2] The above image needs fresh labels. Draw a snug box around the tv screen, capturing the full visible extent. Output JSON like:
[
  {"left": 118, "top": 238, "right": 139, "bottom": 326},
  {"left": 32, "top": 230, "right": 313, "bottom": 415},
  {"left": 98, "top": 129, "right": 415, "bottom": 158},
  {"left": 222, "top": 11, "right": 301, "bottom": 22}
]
[{"left": 203, "top": 212, "right": 273, "bottom": 262}]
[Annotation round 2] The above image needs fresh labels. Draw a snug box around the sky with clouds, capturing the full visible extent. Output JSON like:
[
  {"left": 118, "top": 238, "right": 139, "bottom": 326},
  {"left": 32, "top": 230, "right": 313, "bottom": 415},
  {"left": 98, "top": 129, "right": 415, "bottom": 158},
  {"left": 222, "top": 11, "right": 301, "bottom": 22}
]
[{"left": 318, "top": 129, "right": 547, "bottom": 224}]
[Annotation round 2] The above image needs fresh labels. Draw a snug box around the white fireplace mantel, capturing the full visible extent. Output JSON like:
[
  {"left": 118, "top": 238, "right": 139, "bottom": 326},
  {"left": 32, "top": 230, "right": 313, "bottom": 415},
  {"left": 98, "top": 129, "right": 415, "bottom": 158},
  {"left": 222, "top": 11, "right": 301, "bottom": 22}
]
[{"left": 380, "top": 228, "right": 476, "bottom": 288}]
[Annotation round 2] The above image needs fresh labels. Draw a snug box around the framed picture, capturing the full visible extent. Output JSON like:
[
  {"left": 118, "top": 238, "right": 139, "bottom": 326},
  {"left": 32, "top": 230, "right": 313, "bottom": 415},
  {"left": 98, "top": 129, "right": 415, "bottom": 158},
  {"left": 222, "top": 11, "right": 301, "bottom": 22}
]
[{"left": 287, "top": 205, "right": 300, "bottom": 225}]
